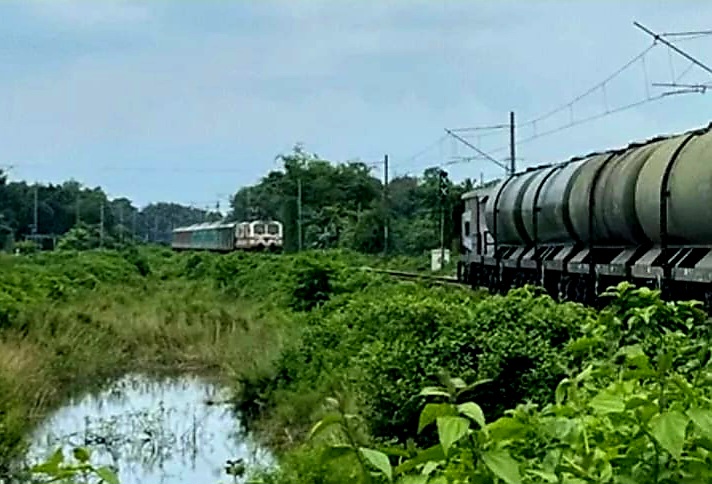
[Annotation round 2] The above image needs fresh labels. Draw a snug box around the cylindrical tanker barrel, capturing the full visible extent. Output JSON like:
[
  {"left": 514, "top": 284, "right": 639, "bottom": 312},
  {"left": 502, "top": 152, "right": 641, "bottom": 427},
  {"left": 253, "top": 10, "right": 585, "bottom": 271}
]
[
  {"left": 485, "top": 170, "right": 541, "bottom": 245},
  {"left": 535, "top": 159, "right": 586, "bottom": 244},
  {"left": 634, "top": 125, "right": 712, "bottom": 244},
  {"left": 634, "top": 133, "right": 691, "bottom": 243},
  {"left": 591, "top": 141, "right": 659, "bottom": 244},
  {"left": 567, "top": 148, "right": 656, "bottom": 246},
  {"left": 519, "top": 165, "right": 563, "bottom": 243},
  {"left": 566, "top": 153, "right": 611, "bottom": 243}
]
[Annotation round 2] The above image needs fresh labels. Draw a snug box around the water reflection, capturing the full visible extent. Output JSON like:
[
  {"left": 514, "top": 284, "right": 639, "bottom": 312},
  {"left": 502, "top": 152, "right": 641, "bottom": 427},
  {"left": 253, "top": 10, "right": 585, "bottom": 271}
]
[{"left": 26, "top": 373, "right": 274, "bottom": 484}]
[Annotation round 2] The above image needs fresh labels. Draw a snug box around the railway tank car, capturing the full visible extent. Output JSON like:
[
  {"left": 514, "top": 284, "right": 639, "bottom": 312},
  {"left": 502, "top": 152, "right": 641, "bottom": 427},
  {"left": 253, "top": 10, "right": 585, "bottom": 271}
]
[
  {"left": 458, "top": 121, "right": 712, "bottom": 307},
  {"left": 171, "top": 220, "right": 283, "bottom": 253}
]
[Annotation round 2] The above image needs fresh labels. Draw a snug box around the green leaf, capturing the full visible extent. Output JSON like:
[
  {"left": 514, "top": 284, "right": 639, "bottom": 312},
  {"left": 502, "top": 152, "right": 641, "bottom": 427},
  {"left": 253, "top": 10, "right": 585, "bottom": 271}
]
[
  {"left": 31, "top": 448, "right": 64, "bottom": 474},
  {"left": 657, "top": 351, "right": 674, "bottom": 375},
  {"left": 649, "top": 410, "right": 689, "bottom": 459},
  {"left": 457, "top": 402, "right": 486, "bottom": 428},
  {"left": 555, "top": 378, "right": 570, "bottom": 406},
  {"left": 526, "top": 470, "right": 558, "bottom": 483},
  {"left": 308, "top": 412, "right": 343, "bottom": 440},
  {"left": 73, "top": 447, "right": 90, "bottom": 463},
  {"left": 487, "top": 417, "right": 528, "bottom": 441},
  {"left": 394, "top": 445, "right": 445, "bottom": 474},
  {"left": 688, "top": 407, "right": 712, "bottom": 440},
  {"left": 359, "top": 447, "right": 393, "bottom": 481},
  {"left": 589, "top": 389, "right": 625, "bottom": 414},
  {"left": 418, "top": 403, "right": 455, "bottom": 433},
  {"left": 321, "top": 445, "right": 354, "bottom": 462},
  {"left": 419, "top": 387, "right": 451, "bottom": 398},
  {"left": 482, "top": 449, "right": 521, "bottom": 484},
  {"left": 398, "top": 476, "right": 428, "bottom": 484},
  {"left": 436, "top": 416, "right": 470, "bottom": 455},
  {"left": 95, "top": 466, "right": 120, "bottom": 484}
]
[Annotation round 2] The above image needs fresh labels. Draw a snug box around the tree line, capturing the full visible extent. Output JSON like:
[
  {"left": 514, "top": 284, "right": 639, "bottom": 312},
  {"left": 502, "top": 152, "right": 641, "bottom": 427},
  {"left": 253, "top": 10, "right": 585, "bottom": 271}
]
[
  {"left": 1, "top": 146, "right": 486, "bottom": 256},
  {"left": 228, "top": 145, "right": 481, "bottom": 255}
]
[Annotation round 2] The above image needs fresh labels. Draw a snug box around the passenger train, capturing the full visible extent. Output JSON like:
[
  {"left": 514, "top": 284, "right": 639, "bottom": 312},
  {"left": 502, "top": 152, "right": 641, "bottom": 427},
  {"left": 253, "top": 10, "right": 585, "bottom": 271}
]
[
  {"left": 171, "top": 220, "right": 283, "bottom": 252},
  {"left": 457, "top": 121, "right": 712, "bottom": 307}
]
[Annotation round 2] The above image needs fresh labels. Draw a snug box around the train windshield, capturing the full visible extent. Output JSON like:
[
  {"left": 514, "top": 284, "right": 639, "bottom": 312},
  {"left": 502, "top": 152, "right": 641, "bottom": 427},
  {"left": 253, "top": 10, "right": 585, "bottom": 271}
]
[
  {"left": 253, "top": 224, "right": 266, "bottom": 235},
  {"left": 267, "top": 223, "right": 280, "bottom": 235}
]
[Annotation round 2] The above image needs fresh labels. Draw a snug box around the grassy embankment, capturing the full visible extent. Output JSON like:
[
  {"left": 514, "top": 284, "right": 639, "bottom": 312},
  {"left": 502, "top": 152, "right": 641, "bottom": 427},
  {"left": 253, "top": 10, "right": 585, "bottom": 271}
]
[
  {"left": 0, "top": 246, "right": 432, "bottom": 473},
  {"left": 5, "top": 246, "right": 712, "bottom": 484}
]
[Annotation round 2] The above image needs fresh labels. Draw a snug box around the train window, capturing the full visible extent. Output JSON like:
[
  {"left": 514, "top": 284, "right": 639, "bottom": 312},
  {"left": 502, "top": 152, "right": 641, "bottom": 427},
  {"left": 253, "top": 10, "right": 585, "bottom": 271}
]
[
  {"left": 464, "top": 221, "right": 471, "bottom": 236},
  {"left": 268, "top": 223, "right": 280, "bottom": 235},
  {"left": 253, "top": 224, "right": 265, "bottom": 235}
]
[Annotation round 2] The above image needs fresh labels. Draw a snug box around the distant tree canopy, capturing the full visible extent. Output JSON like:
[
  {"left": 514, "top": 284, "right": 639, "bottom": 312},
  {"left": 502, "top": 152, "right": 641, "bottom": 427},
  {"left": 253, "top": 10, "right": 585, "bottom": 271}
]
[
  {"left": 227, "top": 145, "right": 479, "bottom": 255},
  {"left": 0, "top": 169, "right": 219, "bottom": 249},
  {"left": 0, "top": 145, "right": 485, "bottom": 256}
]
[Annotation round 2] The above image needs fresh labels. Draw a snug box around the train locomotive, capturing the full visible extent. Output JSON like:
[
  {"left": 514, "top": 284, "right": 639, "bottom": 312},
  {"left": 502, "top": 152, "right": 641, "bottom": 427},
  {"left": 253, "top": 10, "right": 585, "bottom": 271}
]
[
  {"left": 457, "top": 121, "right": 712, "bottom": 307},
  {"left": 171, "top": 220, "right": 283, "bottom": 252}
]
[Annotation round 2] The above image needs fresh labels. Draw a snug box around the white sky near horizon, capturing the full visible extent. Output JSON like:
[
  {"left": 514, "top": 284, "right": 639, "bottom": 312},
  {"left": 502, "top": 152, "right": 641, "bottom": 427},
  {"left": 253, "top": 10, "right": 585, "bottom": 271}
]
[{"left": 2, "top": 1, "right": 712, "bottom": 208}]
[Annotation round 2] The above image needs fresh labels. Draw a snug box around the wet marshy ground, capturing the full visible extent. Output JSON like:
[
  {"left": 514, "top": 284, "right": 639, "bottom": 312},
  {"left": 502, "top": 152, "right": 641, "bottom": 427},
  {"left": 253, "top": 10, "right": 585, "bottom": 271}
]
[{"left": 24, "top": 373, "right": 274, "bottom": 483}]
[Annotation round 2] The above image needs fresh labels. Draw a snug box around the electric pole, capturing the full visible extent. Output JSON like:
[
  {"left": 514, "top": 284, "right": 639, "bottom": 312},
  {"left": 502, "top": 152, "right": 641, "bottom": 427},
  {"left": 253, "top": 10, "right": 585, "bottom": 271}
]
[
  {"left": 383, "top": 154, "right": 389, "bottom": 255},
  {"left": 439, "top": 169, "right": 447, "bottom": 271},
  {"left": 132, "top": 211, "right": 137, "bottom": 241},
  {"left": 32, "top": 184, "right": 38, "bottom": 235},
  {"left": 99, "top": 201, "right": 105, "bottom": 247},
  {"left": 297, "top": 177, "right": 303, "bottom": 251},
  {"left": 75, "top": 194, "right": 80, "bottom": 225},
  {"left": 509, "top": 111, "right": 516, "bottom": 176}
]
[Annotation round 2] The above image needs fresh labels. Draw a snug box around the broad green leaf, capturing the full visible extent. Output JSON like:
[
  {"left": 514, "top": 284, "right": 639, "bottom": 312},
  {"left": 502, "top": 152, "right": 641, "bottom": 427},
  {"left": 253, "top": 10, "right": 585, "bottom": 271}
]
[
  {"left": 308, "top": 412, "right": 343, "bottom": 440},
  {"left": 457, "top": 402, "right": 486, "bottom": 428},
  {"left": 394, "top": 444, "right": 445, "bottom": 474},
  {"left": 482, "top": 449, "right": 521, "bottom": 484},
  {"left": 688, "top": 407, "right": 712, "bottom": 440},
  {"left": 589, "top": 389, "right": 625, "bottom": 414},
  {"left": 487, "top": 417, "right": 528, "bottom": 441},
  {"left": 418, "top": 403, "right": 455, "bottom": 433},
  {"left": 73, "top": 447, "right": 90, "bottom": 463},
  {"left": 419, "top": 387, "right": 451, "bottom": 398},
  {"left": 436, "top": 416, "right": 470, "bottom": 455},
  {"left": 657, "top": 351, "right": 674, "bottom": 374},
  {"left": 649, "top": 410, "right": 689, "bottom": 460},
  {"left": 31, "top": 448, "right": 64, "bottom": 474},
  {"left": 321, "top": 445, "right": 354, "bottom": 462},
  {"left": 422, "top": 461, "right": 439, "bottom": 476},
  {"left": 96, "top": 466, "right": 120, "bottom": 484},
  {"left": 359, "top": 447, "right": 393, "bottom": 481},
  {"left": 449, "top": 377, "right": 467, "bottom": 389}
]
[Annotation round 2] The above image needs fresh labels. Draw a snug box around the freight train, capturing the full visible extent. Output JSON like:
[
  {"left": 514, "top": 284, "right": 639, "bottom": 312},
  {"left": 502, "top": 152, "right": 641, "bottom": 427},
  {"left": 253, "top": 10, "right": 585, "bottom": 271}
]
[
  {"left": 171, "top": 220, "right": 283, "bottom": 252},
  {"left": 457, "top": 121, "right": 712, "bottom": 308}
]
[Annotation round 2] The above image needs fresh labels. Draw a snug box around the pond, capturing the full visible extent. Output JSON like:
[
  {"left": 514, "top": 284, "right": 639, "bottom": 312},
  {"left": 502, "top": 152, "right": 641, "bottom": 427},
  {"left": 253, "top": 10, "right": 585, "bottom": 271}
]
[{"left": 24, "top": 373, "right": 274, "bottom": 484}]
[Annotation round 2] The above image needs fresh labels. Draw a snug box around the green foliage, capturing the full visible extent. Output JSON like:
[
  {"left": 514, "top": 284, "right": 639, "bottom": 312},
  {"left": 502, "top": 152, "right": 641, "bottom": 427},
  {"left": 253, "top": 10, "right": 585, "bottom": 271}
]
[
  {"left": 295, "top": 283, "right": 712, "bottom": 484},
  {"left": 228, "top": 145, "right": 476, "bottom": 256},
  {"left": 27, "top": 447, "right": 119, "bottom": 484}
]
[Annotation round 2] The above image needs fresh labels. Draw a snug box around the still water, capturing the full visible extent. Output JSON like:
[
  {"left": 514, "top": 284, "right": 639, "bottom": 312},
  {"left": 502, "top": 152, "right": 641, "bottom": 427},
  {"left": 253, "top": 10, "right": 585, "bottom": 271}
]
[{"left": 26, "top": 373, "right": 274, "bottom": 484}]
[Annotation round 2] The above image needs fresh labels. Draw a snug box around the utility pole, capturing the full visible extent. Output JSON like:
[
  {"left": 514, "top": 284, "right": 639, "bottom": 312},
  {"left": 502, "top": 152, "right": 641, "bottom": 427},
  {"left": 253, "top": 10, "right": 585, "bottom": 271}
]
[
  {"left": 509, "top": 111, "right": 516, "bottom": 176},
  {"left": 383, "top": 154, "right": 389, "bottom": 255},
  {"left": 32, "top": 184, "right": 38, "bottom": 235},
  {"left": 75, "top": 194, "right": 80, "bottom": 225},
  {"left": 132, "top": 211, "right": 137, "bottom": 241},
  {"left": 297, "top": 177, "right": 303, "bottom": 251},
  {"left": 439, "top": 169, "right": 447, "bottom": 271},
  {"left": 99, "top": 201, "right": 105, "bottom": 247},
  {"left": 119, "top": 206, "right": 124, "bottom": 244}
]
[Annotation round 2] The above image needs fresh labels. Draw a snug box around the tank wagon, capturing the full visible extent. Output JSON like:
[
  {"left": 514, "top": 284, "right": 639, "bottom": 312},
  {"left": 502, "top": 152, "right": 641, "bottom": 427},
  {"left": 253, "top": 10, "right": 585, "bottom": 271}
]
[
  {"left": 458, "top": 121, "right": 712, "bottom": 307},
  {"left": 171, "top": 220, "right": 283, "bottom": 252}
]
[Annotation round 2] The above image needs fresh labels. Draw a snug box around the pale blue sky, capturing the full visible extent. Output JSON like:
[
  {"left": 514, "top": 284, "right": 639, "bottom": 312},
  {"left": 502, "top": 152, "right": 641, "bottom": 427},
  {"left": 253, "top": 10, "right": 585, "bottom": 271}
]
[{"left": 3, "top": 1, "right": 712, "bottom": 209}]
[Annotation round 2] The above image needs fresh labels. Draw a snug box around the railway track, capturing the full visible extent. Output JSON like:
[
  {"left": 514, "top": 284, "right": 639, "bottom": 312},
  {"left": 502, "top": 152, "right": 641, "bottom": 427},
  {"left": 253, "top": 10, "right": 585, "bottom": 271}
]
[{"left": 361, "top": 267, "right": 467, "bottom": 287}]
